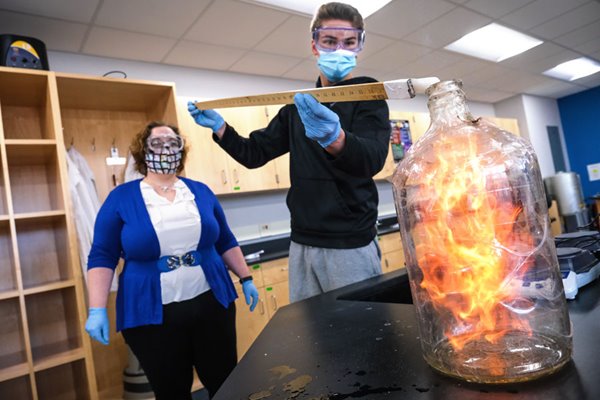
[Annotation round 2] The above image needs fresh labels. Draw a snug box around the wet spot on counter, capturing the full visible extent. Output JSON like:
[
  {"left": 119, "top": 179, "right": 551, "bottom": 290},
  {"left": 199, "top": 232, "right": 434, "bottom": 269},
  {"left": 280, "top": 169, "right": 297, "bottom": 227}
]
[
  {"left": 248, "top": 389, "right": 272, "bottom": 399},
  {"left": 355, "top": 370, "right": 366, "bottom": 376},
  {"left": 283, "top": 374, "right": 313, "bottom": 398},
  {"left": 415, "top": 386, "right": 430, "bottom": 393},
  {"left": 269, "top": 365, "right": 297, "bottom": 379}
]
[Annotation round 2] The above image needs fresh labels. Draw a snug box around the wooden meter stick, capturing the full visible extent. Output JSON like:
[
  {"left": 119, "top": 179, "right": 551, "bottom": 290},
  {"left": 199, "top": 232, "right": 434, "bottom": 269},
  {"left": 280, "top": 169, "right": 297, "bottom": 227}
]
[{"left": 193, "top": 77, "right": 440, "bottom": 109}]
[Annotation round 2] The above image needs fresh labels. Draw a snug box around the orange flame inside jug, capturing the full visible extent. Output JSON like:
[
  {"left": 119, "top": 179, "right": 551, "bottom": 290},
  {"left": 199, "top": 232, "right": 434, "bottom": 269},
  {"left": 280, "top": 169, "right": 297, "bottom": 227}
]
[{"left": 414, "top": 130, "right": 533, "bottom": 352}]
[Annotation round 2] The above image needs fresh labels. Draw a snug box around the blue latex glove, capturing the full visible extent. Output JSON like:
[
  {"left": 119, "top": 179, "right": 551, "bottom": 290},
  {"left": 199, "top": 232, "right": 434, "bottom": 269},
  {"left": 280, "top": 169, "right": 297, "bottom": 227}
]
[
  {"left": 187, "top": 101, "right": 225, "bottom": 132},
  {"left": 294, "top": 93, "right": 341, "bottom": 148},
  {"left": 85, "top": 307, "right": 109, "bottom": 345},
  {"left": 242, "top": 280, "right": 259, "bottom": 312}
]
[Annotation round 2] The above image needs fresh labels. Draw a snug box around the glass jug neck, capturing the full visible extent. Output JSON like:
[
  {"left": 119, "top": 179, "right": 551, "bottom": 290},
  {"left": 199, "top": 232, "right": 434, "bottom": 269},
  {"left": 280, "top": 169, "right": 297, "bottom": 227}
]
[{"left": 426, "top": 80, "right": 474, "bottom": 126}]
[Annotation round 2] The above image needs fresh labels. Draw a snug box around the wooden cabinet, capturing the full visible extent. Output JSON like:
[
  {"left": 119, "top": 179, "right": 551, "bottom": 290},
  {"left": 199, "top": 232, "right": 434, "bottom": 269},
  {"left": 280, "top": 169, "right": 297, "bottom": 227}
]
[
  {"left": 181, "top": 101, "right": 290, "bottom": 195},
  {"left": 231, "top": 257, "right": 289, "bottom": 358},
  {"left": 378, "top": 232, "right": 405, "bottom": 273},
  {"left": 485, "top": 117, "right": 521, "bottom": 136},
  {"left": 0, "top": 67, "right": 97, "bottom": 399}
]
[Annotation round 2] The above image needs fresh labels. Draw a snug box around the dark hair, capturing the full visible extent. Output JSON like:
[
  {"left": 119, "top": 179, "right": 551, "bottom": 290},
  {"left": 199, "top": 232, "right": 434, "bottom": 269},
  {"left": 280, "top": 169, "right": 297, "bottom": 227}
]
[
  {"left": 130, "top": 121, "right": 188, "bottom": 175},
  {"left": 310, "top": 2, "right": 364, "bottom": 32}
]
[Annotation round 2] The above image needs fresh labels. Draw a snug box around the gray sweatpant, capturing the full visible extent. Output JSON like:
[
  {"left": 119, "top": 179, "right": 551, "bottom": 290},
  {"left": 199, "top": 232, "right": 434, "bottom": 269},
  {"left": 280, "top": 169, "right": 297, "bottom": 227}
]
[{"left": 288, "top": 239, "right": 382, "bottom": 303}]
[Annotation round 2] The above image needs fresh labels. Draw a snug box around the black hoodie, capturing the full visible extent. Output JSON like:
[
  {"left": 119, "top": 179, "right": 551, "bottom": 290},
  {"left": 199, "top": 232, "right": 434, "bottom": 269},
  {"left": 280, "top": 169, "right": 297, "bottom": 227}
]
[{"left": 216, "top": 76, "right": 390, "bottom": 249}]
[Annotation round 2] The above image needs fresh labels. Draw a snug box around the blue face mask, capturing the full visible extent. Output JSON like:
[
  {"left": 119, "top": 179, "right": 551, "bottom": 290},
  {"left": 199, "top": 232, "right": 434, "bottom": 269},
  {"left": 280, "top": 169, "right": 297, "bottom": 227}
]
[{"left": 317, "top": 49, "right": 357, "bottom": 83}]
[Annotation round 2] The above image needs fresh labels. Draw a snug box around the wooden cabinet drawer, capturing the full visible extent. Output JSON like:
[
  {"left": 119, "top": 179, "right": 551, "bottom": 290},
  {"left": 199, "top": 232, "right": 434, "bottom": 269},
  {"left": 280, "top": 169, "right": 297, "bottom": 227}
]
[
  {"left": 378, "top": 232, "right": 403, "bottom": 254},
  {"left": 261, "top": 258, "right": 289, "bottom": 286}
]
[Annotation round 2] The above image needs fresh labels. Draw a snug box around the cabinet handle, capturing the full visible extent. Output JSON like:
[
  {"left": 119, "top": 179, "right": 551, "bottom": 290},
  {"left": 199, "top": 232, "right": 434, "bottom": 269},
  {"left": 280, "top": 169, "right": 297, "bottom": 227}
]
[
  {"left": 221, "top": 170, "right": 227, "bottom": 184},
  {"left": 385, "top": 259, "right": 389, "bottom": 269},
  {"left": 259, "top": 299, "right": 266, "bottom": 315},
  {"left": 233, "top": 169, "right": 239, "bottom": 184},
  {"left": 275, "top": 174, "right": 280, "bottom": 184},
  {"left": 271, "top": 295, "right": 278, "bottom": 311}
]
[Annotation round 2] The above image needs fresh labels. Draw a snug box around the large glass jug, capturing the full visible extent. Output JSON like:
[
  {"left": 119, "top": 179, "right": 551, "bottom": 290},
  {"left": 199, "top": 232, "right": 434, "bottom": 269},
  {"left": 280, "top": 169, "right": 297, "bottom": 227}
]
[{"left": 392, "top": 80, "right": 572, "bottom": 383}]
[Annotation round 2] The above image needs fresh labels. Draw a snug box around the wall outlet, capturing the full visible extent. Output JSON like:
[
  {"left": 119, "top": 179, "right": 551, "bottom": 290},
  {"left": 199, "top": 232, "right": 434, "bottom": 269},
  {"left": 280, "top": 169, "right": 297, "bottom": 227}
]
[{"left": 259, "top": 224, "right": 270, "bottom": 236}]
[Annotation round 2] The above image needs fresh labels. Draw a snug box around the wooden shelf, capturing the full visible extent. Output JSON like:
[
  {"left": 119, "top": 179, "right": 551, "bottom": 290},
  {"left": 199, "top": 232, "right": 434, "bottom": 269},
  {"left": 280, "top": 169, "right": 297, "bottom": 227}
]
[
  {"left": 33, "top": 346, "right": 85, "bottom": 372},
  {"left": 0, "top": 361, "right": 29, "bottom": 382},
  {"left": 13, "top": 210, "right": 66, "bottom": 221}
]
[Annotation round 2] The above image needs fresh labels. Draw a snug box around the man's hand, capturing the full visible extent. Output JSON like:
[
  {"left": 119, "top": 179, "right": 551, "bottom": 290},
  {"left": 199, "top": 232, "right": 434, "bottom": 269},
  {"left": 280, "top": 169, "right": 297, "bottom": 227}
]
[
  {"left": 187, "top": 101, "right": 225, "bottom": 132},
  {"left": 294, "top": 93, "right": 341, "bottom": 148}
]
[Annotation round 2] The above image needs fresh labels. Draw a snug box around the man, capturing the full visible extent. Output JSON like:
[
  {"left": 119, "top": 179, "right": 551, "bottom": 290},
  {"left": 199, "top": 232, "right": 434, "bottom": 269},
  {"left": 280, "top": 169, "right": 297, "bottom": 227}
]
[{"left": 188, "top": 2, "right": 390, "bottom": 302}]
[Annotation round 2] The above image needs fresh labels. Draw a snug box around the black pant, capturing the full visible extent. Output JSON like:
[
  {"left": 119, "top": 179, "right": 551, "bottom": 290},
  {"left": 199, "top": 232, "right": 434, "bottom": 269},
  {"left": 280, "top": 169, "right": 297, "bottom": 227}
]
[{"left": 122, "top": 291, "right": 237, "bottom": 399}]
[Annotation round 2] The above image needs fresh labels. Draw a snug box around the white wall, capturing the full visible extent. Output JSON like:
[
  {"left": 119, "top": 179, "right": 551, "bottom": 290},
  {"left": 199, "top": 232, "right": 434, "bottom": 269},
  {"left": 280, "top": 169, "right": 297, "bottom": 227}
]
[
  {"left": 48, "top": 50, "right": 498, "bottom": 241},
  {"left": 495, "top": 94, "right": 569, "bottom": 178}
]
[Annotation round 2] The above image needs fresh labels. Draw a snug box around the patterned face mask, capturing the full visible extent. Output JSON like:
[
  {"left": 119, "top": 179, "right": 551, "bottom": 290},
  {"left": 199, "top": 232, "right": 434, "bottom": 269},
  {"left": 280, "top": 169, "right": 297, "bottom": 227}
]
[{"left": 144, "top": 150, "right": 182, "bottom": 175}]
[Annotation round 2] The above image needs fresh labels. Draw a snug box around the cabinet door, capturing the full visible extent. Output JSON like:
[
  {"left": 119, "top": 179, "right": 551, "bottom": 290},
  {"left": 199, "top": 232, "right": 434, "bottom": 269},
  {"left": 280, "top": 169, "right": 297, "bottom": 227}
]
[
  {"left": 382, "top": 249, "right": 405, "bottom": 273},
  {"left": 490, "top": 117, "right": 520, "bottom": 136},
  {"left": 265, "top": 105, "right": 290, "bottom": 190},
  {"left": 234, "top": 286, "right": 270, "bottom": 359},
  {"left": 218, "top": 107, "right": 279, "bottom": 193},
  {"left": 261, "top": 257, "right": 289, "bottom": 287},
  {"left": 378, "top": 232, "right": 403, "bottom": 254},
  {"left": 177, "top": 99, "right": 233, "bottom": 194},
  {"left": 265, "top": 281, "right": 290, "bottom": 319}
]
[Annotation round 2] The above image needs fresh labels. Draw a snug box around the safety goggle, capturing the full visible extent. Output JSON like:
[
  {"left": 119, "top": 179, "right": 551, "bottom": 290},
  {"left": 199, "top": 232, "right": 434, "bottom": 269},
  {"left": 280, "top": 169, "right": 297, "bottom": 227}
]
[
  {"left": 146, "top": 134, "right": 184, "bottom": 154},
  {"left": 312, "top": 27, "right": 365, "bottom": 53}
]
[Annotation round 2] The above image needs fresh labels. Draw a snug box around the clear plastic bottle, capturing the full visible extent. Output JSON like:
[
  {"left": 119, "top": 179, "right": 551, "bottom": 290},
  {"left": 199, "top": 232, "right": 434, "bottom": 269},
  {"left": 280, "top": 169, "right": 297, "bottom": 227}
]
[{"left": 392, "top": 80, "right": 572, "bottom": 383}]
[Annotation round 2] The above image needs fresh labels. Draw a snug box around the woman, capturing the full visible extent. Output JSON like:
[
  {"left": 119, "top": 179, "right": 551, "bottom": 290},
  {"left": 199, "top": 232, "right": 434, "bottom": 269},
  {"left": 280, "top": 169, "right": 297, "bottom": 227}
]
[{"left": 84, "top": 121, "right": 259, "bottom": 399}]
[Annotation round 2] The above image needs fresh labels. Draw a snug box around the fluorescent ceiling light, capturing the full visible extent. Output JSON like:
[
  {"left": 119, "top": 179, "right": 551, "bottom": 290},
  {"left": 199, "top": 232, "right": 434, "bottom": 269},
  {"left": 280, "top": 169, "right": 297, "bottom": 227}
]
[
  {"left": 444, "top": 23, "right": 543, "bottom": 62},
  {"left": 543, "top": 57, "right": 600, "bottom": 81},
  {"left": 245, "top": 0, "right": 391, "bottom": 18}
]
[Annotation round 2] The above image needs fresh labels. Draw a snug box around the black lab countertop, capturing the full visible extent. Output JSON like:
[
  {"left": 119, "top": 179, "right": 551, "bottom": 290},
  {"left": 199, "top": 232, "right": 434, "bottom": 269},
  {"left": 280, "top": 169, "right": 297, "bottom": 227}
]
[{"left": 214, "top": 269, "right": 600, "bottom": 400}]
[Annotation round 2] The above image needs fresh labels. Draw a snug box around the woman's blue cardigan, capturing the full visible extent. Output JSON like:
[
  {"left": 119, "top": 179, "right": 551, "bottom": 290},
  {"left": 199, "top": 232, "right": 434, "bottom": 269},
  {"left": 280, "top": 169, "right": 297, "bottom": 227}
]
[{"left": 87, "top": 177, "right": 238, "bottom": 331}]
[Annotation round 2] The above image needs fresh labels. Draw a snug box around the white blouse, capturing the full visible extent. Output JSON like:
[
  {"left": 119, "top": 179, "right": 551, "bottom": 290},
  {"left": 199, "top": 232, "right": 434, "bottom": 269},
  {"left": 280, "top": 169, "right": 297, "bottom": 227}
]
[{"left": 140, "top": 180, "right": 210, "bottom": 304}]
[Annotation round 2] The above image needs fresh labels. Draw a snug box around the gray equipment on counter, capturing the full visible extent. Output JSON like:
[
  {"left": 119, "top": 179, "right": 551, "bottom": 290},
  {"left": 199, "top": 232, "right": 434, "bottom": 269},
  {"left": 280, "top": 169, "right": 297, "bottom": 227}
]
[
  {"left": 555, "top": 231, "right": 600, "bottom": 299},
  {"left": 544, "top": 172, "right": 590, "bottom": 232}
]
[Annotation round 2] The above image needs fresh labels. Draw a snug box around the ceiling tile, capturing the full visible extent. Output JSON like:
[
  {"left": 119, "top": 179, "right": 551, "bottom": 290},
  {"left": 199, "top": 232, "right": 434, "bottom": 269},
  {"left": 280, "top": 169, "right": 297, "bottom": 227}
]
[
  {"left": 82, "top": 27, "right": 176, "bottom": 63},
  {"left": 281, "top": 59, "right": 317, "bottom": 82},
  {"left": 535, "top": 49, "right": 585, "bottom": 72},
  {"left": 359, "top": 41, "right": 431, "bottom": 72},
  {"left": 526, "top": 79, "right": 588, "bottom": 98},
  {"left": 500, "top": 0, "right": 588, "bottom": 31},
  {"left": 461, "top": 84, "right": 516, "bottom": 102},
  {"left": 463, "top": 0, "right": 535, "bottom": 19},
  {"left": 553, "top": 20, "right": 600, "bottom": 48},
  {"left": 575, "top": 38, "right": 600, "bottom": 56},
  {"left": 576, "top": 72, "right": 600, "bottom": 88},
  {"left": 434, "top": 56, "right": 490, "bottom": 81},
  {"left": 0, "top": 0, "right": 99, "bottom": 23},
  {"left": 357, "top": 33, "right": 396, "bottom": 59},
  {"left": 530, "top": 2, "right": 600, "bottom": 39},
  {"left": 352, "top": 67, "right": 388, "bottom": 81},
  {"left": 499, "top": 42, "right": 565, "bottom": 71},
  {"left": 253, "top": 15, "right": 313, "bottom": 58},
  {"left": 184, "top": 0, "right": 289, "bottom": 48},
  {"left": 164, "top": 40, "right": 246, "bottom": 70},
  {"left": 0, "top": 10, "right": 87, "bottom": 52},
  {"left": 460, "top": 64, "right": 514, "bottom": 86},
  {"left": 392, "top": 50, "right": 463, "bottom": 78},
  {"left": 94, "top": 0, "right": 212, "bottom": 38},
  {"left": 229, "top": 51, "right": 303, "bottom": 77},
  {"left": 366, "top": 0, "right": 455, "bottom": 40},
  {"left": 403, "top": 7, "right": 492, "bottom": 48}
]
